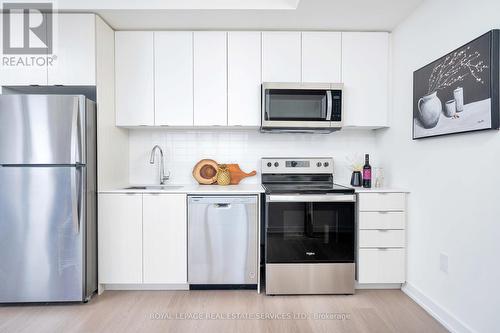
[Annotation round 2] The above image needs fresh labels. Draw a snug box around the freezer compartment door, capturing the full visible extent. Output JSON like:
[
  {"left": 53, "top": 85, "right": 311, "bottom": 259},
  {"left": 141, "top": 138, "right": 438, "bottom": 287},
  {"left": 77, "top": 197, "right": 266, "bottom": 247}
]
[
  {"left": 0, "top": 166, "right": 85, "bottom": 302},
  {"left": 188, "top": 196, "right": 258, "bottom": 285},
  {"left": 0, "top": 95, "right": 86, "bottom": 165}
]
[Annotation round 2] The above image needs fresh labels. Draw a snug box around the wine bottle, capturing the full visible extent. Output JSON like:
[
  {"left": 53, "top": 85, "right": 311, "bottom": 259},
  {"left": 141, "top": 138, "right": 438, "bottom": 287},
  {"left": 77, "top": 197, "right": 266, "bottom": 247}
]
[{"left": 363, "top": 154, "right": 372, "bottom": 188}]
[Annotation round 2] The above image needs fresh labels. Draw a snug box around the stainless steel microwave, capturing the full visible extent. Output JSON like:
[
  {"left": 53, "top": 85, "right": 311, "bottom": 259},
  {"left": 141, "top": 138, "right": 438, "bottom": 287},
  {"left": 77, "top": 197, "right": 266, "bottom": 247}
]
[{"left": 261, "top": 82, "right": 343, "bottom": 133}]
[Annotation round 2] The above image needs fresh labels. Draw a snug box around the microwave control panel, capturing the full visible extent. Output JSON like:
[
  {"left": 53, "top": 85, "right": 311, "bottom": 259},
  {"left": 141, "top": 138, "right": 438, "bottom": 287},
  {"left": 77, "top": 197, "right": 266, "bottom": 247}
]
[{"left": 331, "top": 90, "right": 342, "bottom": 122}]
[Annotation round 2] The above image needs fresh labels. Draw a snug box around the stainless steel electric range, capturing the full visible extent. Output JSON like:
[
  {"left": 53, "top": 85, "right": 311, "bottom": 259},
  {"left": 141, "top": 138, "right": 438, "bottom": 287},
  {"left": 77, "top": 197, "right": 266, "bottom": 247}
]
[{"left": 262, "top": 157, "right": 356, "bottom": 295}]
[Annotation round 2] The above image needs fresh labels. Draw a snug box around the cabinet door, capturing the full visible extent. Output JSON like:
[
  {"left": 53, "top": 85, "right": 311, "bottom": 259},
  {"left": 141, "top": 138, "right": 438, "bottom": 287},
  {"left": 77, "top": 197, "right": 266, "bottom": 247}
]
[
  {"left": 48, "top": 14, "right": 95, "bottom": 85},
  {"left": 143, "top": 194, "right": 187, "bottom": 284},
  {"left": 98, "top": 194, "right": 142, "bottom": 284},
  {"left": 358, "top": 193, "right": 406, "bottom": 212},
  {"left": 115, "top": 31, "right": 154, "bottom": 126},
  {"left": 155, "top": 32, "right": 193, "bottom": 126},
  {"left": 342, "top": 32, "right": 389, "bottom": 127},
  {"left": 262, "top": 32, "right": 301, "bottom": 82},
  {"left": 359, "top": 230, "right": 405, "bottom": 248},
  {"left": 359, "top": 211, "right": 406, "bottom": 230},
  {"left": 193, "top": 32, "right": 227, "bottom": 126},
  {"left": 228, "top": 32, "right": 261, "bottom": 126},
  {"left": 0, "top": 12, "right": 47, "bottom": 85},
  {"left": 358, "top": 248, "right": 405, "bottom": 283},
  {"left": 302, "top": 32, "right": 341, "bottom": 83}
]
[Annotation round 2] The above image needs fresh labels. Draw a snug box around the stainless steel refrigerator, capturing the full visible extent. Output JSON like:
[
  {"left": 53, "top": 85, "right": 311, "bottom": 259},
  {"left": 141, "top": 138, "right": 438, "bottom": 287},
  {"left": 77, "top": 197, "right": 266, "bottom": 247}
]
[{"left": 0, "top": 95, "right": 97, "bottom": 303}]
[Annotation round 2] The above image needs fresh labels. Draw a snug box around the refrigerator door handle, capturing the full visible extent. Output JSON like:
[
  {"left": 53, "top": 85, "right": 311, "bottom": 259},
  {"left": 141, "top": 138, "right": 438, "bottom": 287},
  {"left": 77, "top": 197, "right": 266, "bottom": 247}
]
[
  {"left": 71, "top": 167, "right": 83, "bottom": 233},
  {"left": 70, "top": 99, "right": 82, "bottom": 165}
]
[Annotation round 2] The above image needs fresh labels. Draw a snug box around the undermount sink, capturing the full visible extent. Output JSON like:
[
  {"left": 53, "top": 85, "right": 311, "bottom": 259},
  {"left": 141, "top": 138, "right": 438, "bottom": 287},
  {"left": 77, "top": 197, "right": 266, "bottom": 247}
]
[{"left": 125, "top": 185, "right": 184, "bottom": 190}]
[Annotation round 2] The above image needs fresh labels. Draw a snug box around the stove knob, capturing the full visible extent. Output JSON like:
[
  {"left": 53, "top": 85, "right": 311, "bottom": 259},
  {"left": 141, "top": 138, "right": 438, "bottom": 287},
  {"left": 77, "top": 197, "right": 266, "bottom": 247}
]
[
  {"left": 274, "top": 162, "right": 279, "bottom": 167},
  {"left": 323, "top": 162, "right": 330, "bottom": 167},
  {"left": 267, "top": 162, "right": 272, "bottom": 167},
  {"left": 291, "top": 161, "right": 297, "bottom": 167},
  {"left": 316, "top": 162, "right": 322, "bottom": 167}
]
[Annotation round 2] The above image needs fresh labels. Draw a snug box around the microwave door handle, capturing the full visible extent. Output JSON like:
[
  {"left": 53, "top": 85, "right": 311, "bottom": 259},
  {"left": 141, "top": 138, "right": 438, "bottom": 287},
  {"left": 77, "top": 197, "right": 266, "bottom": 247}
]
[
  {"left": 326, "top": 90, "right": 333, "bottom": 120},
  {"left": 264, "top": 90, "right": 271, "bottom": 120}
]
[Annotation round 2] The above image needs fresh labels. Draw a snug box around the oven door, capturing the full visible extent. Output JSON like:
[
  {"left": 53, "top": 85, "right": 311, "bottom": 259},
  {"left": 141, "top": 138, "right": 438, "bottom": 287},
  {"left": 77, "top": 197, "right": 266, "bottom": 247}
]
[
  {"left": 262, "top": 85, "right": 333, "bottom": 129},
  {"left": 265, "top": 194, "right": 355, "bottom": 264}
]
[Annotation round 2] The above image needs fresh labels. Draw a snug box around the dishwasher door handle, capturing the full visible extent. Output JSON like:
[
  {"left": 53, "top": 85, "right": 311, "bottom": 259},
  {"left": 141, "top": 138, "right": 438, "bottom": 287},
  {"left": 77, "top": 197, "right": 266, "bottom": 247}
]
[{"left": 214, "top": 203, "right": 232, "bottom": 209}]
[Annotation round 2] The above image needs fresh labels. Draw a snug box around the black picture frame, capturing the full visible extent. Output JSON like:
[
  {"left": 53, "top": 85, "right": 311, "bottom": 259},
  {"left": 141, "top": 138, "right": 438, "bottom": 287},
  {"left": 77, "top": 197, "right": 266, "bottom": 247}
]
[{"left": 412, "top": 30, "right": 500, "bottom": 139}]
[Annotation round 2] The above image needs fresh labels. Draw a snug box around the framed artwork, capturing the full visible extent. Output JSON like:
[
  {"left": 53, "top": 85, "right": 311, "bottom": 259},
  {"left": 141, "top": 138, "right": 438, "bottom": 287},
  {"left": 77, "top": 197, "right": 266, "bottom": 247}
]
[{"left": 413, "top": 30, "right": 500, "bottom": 139}]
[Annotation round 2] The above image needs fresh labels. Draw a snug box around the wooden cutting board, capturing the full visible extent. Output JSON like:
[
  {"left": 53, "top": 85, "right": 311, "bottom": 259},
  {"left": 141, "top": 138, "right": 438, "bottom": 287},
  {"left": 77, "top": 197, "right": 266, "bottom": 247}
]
[{"left": 227, "top": 164, "right": 257, "bottom": 185}]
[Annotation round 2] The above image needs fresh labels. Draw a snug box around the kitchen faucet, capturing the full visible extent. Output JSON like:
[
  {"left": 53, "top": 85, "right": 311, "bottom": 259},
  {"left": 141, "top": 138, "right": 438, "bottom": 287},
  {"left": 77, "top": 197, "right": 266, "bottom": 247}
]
[{"left": 149, "top": 145, "right": 170, "bottom": 185}]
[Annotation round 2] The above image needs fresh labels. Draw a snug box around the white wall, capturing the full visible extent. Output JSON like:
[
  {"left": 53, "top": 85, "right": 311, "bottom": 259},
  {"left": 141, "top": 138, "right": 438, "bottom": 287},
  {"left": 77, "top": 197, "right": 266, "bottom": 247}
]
[
  {"left": 129, "top": 129, "right": 381, "bottom": 185},
  {"left": 380, "top": 0, "right": 500, "bottom": 332}
]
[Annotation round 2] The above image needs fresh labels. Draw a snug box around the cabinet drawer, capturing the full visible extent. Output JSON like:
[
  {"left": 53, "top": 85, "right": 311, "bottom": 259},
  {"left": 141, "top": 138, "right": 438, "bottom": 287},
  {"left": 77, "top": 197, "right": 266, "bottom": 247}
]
[
  {"left": 359, "top": 211, "right": 405, "bottom": 230},
  {"left": 358, "top": 193, "right": 405, "bottom": 211},
  {"left": 359, "top": 230, "right": 405, "bottom": 248},
  {"left": 358, "top": 248, "right": 405, "bottom": 283}
]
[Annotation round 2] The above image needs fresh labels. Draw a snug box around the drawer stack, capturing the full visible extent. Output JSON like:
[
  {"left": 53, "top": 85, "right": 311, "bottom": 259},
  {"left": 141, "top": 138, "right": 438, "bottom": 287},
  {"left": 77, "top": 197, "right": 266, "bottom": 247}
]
[{"left": 357, "top": 192, "right": 406, "bottom": 284}]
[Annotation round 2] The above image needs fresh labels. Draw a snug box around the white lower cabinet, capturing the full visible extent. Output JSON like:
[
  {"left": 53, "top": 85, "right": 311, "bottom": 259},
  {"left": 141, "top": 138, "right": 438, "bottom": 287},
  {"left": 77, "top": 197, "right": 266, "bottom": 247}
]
[
  {"left": 359, "top": 230, "right": 405, "bottom": 248},
  {"left": 357, "top": 192, "right": 407, "bottom": 284},
  {"left": 143, "top": 194, "right": 187, "bottom": 284},
  {"left": 358, "top": 248, "right": 405, "bottom": 283},
  {"left": 358, "top": 193, "right": 406, "bottom": 211},
  {"left": 98, "top": 194, "right": 143, "bottom": 284},
  {"left": 98, "top": 193, "right": 187, "bottom": 286}
]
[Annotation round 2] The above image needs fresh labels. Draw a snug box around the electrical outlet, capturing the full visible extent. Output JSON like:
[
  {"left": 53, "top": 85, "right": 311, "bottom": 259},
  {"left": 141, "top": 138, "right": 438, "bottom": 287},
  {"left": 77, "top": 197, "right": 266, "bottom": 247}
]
[{"left": 440, "top": 253, "right": 448, "bottom": 273}]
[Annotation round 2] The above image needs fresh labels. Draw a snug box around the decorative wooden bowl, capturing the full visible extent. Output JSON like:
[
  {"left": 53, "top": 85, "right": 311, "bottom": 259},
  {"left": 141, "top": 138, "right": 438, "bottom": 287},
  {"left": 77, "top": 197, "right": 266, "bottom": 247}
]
[{"left": 192, "top": 159, "right": 219, "bottom": 184}]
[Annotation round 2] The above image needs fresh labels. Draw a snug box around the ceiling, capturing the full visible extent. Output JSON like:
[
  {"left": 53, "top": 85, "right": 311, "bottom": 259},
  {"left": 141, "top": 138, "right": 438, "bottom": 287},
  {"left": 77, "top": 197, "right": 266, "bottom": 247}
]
[{"left": 57, "top": 0, "right": 424, "bottom": 31}]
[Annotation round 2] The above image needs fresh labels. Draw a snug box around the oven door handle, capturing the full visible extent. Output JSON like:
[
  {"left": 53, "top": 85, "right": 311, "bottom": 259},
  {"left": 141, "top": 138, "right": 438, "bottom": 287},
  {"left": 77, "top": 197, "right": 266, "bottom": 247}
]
[{"left": 266, "top": 194, "right": 356, "bottom": 203}]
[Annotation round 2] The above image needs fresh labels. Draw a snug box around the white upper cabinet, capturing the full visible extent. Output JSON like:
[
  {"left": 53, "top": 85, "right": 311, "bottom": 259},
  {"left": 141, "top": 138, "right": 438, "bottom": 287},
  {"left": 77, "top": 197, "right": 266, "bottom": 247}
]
[
  {"left": 193, "top": 32, "right": 228, "bottom": 126},
  {"left": 301, "top": 32, "right": 342, "bottom": 83},
  {"left": 228, "top": 32, "right": 261, "bottom": 126},
  {"left": 0, "top": 13, "right": 96, "bottom": 87},
  {"left": 115, "top": 31, "right": 155, "bottom": 126},
  {"left": 109, "top": 30, "right": 389, "bottom": 129},
  {"left": 262, "top": 32, "right": 301, "bottom": 82},
  {"left": 143, "top": 194, "right": 187, "bottom": 284},
  {"left": 0, "top": 13, "right": 46, "bottom": 86},
  {"left": 154, "top": 32, "right": 194, "bottom": 126},
  {"left": 342, "top": 32, "right": 389, "bottom": 128},
  {"left": 48, "top": 14, "right": 96, "bottom": 85}
]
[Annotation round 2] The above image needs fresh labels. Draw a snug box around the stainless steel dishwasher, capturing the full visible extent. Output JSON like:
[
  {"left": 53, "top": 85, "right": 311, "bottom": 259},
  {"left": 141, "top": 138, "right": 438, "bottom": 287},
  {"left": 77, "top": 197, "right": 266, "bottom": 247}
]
[{"left": 188, "top": 196, "right": 258, "bottom": 288}]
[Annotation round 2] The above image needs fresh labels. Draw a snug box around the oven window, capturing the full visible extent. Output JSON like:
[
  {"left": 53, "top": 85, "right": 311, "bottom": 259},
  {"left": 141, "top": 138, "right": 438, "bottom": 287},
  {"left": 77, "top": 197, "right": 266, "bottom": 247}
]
[
  {"left": 265, "top": 90, "right": 328, "bottom": 121},
  {"left": 266, "top": 201, "right": 354, "bottom": 263}
]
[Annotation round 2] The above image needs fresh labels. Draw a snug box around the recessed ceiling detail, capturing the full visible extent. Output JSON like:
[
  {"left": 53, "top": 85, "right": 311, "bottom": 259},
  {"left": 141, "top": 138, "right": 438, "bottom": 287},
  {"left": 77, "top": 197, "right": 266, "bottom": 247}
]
[
  {"left": 56, "top": 0, "right": 301, "bottom": 10},
  {"left": 55, "top": 0, "right": 423, "bottom": 31}
]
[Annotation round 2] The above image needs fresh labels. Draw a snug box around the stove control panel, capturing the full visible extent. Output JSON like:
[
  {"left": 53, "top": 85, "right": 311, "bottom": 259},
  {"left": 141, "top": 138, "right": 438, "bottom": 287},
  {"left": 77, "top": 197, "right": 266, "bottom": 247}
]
[{"left": 261, "top": 158, "right": 334, "bottom": 174}]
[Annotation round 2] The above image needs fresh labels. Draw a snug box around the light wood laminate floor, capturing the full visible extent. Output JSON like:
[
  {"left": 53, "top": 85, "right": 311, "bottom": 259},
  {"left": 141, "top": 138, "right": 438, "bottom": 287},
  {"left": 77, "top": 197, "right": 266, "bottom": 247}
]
[{"left": 0, "top": 290, "right": 447, "bottom": 333}]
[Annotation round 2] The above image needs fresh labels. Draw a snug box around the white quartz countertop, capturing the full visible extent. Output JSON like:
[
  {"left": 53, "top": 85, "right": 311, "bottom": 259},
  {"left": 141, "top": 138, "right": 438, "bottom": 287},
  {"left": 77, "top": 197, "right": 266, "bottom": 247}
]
[
  {"left": 99, "top": 183, "right": 265, "bottom": 194},
  {"left": 339, "top": 184, "right": 410, "bottom": 193}
]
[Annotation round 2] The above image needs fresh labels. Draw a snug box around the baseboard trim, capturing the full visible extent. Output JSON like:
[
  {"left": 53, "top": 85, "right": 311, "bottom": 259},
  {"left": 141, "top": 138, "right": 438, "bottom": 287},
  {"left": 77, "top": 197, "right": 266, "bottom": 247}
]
[
  {"left": 102, "top": 284, "right": 189, "bottom": 291},
  {"left": 355, "top": 283, "right": 402, "bottom": 289},
  {"left": 402, "top": 283, "right": 474, "bottom": 333}
]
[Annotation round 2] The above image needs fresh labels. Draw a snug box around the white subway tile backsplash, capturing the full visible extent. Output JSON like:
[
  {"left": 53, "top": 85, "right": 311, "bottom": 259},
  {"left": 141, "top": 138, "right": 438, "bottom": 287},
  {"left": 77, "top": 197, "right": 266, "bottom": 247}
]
[{"left": 129, "top": 129, "right": 380, "bottom": 185}]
